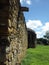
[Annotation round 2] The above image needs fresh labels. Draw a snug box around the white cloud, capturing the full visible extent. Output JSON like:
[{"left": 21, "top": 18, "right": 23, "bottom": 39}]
[
  {"left": 36, "top": 31, "right": 43, "bottom": 38},
  {"left": 20, "top": 0, "right": 23, "bottom": 2},
  {"left": 20, "top": 0, "right": 31, "bottom": 5},
  {"left": 26, "top": 20, "right": 42, "bottom": 30},
  {"left": 26, "top": 0, "right": 31, "bottom": 5},
  {"left": 20, "top": 0, "right": 24, "bottom": 4},
  {"left": 42, "top": 22, "right": 49, "bottom": 32},
  {"left": 26, "top": 20, "right": 49, "bottom": 38}
]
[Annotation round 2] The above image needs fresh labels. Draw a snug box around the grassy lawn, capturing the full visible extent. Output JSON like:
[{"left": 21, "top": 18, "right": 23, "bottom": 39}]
[{"left": 21, "top": 45, "right": 49, "bottom": 65}]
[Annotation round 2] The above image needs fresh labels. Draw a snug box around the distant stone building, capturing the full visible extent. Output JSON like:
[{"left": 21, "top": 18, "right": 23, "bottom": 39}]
[{"left": 27, "top": 28, "right": 36, "bottom": 48}]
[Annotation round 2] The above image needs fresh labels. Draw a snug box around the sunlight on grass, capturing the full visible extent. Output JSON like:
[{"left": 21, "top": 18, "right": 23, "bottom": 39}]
[{"left": 21, "top": 45, "right": 49, "bottom": 65}]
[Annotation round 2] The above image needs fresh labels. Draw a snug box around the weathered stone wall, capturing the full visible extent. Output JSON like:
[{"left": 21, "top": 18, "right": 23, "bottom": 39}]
[
  {"left": 0, "top": 0, "right": 9, "bottom": 35},
  {"left": 27, "top": 28, "right": 36, "bottom": 48},
  {"left": 0, "top": 0, "right": 28, "bottom": 65}
]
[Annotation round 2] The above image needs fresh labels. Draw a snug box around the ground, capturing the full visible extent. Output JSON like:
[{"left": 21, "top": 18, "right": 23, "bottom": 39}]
[{"left": 21, "top": 45, "right": 49, "bottom": 65}]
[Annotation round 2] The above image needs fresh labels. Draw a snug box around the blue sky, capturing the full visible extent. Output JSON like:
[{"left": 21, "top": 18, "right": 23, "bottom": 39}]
[{"left": 20, "top": 0, "right": 49, "bottom": 38}]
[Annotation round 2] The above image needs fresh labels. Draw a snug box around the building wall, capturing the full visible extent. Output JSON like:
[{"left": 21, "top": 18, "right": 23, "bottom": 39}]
[
  {"left": 0, "top": 0, "right": 28, "bottom": 65},
  {"left": 27, "top": 28, "right": 36, "bottom": 48}
]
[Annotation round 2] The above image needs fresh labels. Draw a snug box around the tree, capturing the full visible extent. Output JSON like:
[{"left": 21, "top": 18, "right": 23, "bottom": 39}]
[{"left": 44, "top": 30, "right": 49, "bottom": 40}]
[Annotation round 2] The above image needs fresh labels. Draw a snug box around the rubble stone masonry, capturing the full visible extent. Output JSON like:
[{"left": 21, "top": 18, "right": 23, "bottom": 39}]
[{"left": 0, "top": 0, "right": 28, "bottom": 65}]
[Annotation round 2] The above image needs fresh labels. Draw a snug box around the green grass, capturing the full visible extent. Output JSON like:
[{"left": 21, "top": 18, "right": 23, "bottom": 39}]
[{"left": 21, "top": 45, "right": 49, "bottom": 65}]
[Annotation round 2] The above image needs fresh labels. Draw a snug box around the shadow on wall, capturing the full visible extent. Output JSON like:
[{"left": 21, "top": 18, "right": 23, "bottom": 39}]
[
  {"left": 27, "top": 28, "right": 37, "bottom": 48},
  {"left": 0, "top": 37, "right": 10, "bottom": 65}
]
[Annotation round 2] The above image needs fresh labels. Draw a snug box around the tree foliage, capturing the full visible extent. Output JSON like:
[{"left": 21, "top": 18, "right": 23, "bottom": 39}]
[{"left": 44, "top": 30, "right": 49, "bottom": 39}]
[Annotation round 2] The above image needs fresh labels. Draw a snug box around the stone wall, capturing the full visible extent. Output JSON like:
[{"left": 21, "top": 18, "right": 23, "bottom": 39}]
[
  {"left": 27, "top": 28, "right": 36, "bottom": 48},
  {"left": 0, "top": 0, "right": 9, "bottom": 35},
  {"left": 0, "top": 0, "right": 28, "bottom": 65}
]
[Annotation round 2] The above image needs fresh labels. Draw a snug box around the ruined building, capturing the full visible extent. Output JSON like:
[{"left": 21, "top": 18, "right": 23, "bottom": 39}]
[
  {"left": 27, "top": 28, "right": 36, "bottom": 48},
  {"left": 0, "top": 0, "right": 28, "bottom": 65}
]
